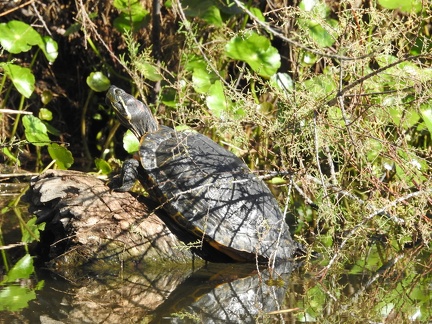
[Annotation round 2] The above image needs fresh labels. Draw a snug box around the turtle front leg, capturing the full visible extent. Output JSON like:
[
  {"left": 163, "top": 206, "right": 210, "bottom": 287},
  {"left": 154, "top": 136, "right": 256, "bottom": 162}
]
[{"left": 112, "top": 158, "right": 140, "bottom": 192}]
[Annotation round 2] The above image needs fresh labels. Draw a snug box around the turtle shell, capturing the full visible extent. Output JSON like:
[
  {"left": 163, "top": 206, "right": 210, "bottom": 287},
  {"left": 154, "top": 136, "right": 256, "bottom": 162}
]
[{"left": 136, "top": 125, "right": 296, "bottom": 263}]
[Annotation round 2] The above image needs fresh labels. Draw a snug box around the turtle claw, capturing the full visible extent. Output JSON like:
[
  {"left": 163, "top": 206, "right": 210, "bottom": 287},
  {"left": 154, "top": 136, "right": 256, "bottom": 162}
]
[{"left": 110, "top": 158, "right": 140, "bottom": 192}]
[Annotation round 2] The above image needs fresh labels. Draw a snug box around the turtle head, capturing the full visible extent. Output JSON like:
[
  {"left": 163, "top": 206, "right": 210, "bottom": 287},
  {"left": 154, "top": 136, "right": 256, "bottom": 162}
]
[{"left": 106, "top": 85, "right": 158, "bottom": 138}]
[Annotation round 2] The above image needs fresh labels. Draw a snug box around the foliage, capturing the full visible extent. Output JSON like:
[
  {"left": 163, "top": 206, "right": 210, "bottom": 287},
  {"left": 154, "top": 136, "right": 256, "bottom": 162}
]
[
  {"left": 0, "top": 214, "right": 45, "bottom": 311},
  {"left": 0, "top": 0, "right": 431, "bottom": 320},
  {"left": 0, "top": 254, "right": 44, "bottom": 312},
  {"left": 0, "top": 19, "right": 72, "bottom": 170}
]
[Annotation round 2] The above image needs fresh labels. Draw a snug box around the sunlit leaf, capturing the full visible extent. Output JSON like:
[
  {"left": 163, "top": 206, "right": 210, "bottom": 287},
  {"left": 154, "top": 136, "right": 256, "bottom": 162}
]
[
  {"left": 206, "top": 80, "right": 229, "bottom": 118},
  {"left": 22, "top": 115, "right": 50, "bottom": 145},
  {"left": 95, "top": 158, "right": 112, "bottom": 175},
  {"left": 22, "top": 217, "right": 45, "bottom": 243},
  {"left": 393, "top": 149, "right": 427, "bottom": 185},
  {"left": 305, "top": 20, "right": 338, "bottom": 47},
  {"left": 365, "top": 138, "right": 383, "bottom": 162},
  {"left": 123, "top": 129, "right": 140, "bottom": 153},
  {"left": 186, "top": 56, "right": 218, "bottom": 93},
  {"left": 3, "top": 254, "right": 34, "bottom": 283},
  {"left": 303, "top": 74, "right": 337, "bottom": 99},
  {"left": 299, "top": 0, "right": 338, "bottom": 47},
  {"left": 48, "top": 144, "right": 74, "bottom": 169},
  {"left": 269, "top": 177, "right": 287, "bottom": 185},
  {"left": 192, "top": 67, "right": 218, "bottom": 94},
  {"left": 0, "top": 63, "right": 35, "bottom": 98},
  {"left": 39, "top": 108, "right": 53, "bottom": 121},
  {"left": 375, "top": 54, "right": 398, "bottom": 67},
  {"left": 378, "top": 0, "right": 423, "bottom": 13},
  {"left": 300, "top": 0, "right": 321, "bottom": 12},
  {"left": 41, "top": 36, "right": 59, "bottom": 62},
  {"left": 256, "top": 102, "right": 274, "bottom": 115},
  {"left": 271, "top": 73, "right": 294, "bottom": 93},
  {"left": 0, "top": 286, "right": 36, "bottom": 311},
  {"left": 388, "top": 105, "right": 420, "bottom": 129},
  {"left": 248, "top": 7, "right": 265, "bottom": 22},
  {"left": 42, "top": 121, "right": 61, "bottom": 137},
  {"left": 2, "top": 147, "right": 20, "bottom": 165},
  {"left": 419, "top": 104, "right": 432, "bottom": 134},
  {"left": 0, "top": 20, "right": 43, "bottom": 54},
  {"left": 225, "top": 31, "right": 281, "bottom": 78},
  {"left": 86, "top": 71, "right": 111, "bottom": 92}
]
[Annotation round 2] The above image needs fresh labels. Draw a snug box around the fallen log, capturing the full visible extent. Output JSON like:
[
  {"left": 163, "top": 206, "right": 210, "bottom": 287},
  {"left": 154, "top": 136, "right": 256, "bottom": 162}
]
[{"left": 24, "top": 170, "right": 195, "bottom": 271}]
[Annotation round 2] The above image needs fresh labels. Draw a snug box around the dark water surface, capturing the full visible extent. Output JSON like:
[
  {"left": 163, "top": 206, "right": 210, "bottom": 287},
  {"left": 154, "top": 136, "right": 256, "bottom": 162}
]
[{"left": 1, "top": 195, "right": 431, "bottom": 323}]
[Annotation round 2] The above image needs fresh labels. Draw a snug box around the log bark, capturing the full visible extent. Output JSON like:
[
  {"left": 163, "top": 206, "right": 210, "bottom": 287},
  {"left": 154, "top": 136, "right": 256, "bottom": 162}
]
[{"left": 25, "top": 170, "right": 194, "bottom": 270}]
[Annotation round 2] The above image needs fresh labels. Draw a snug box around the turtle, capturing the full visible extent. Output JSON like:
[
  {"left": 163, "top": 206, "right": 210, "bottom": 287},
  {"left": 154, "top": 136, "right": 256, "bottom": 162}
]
[{"left": 106, "top": 85, "right": 298, "bottom": 263}]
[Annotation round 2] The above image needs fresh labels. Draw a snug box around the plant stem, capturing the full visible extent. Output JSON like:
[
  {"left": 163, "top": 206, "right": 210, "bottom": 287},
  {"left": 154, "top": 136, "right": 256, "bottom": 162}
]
[
  {"left": 10, "top": 95, "right": 26, "bottom": 139},
  {"left": 81, "top": 89, "right": 93, "bottom": 165}
]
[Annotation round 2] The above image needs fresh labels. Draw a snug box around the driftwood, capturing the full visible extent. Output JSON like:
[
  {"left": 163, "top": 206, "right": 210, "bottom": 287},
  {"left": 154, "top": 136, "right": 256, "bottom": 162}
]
[{"left": 25, "top": 170, "right": 194, "bottom": 270}]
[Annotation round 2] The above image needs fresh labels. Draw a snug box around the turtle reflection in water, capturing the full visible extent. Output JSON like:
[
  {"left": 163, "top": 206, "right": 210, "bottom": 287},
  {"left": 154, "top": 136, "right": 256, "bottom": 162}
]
[{"left": 106, "top": 86, "right": 299, "bottom": 264}]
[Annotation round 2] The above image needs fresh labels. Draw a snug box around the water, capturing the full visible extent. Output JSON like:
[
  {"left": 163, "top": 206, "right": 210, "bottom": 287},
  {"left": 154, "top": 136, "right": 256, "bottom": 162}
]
[{"left": 1, "top": 191, "right": 431, "bottom": 323}]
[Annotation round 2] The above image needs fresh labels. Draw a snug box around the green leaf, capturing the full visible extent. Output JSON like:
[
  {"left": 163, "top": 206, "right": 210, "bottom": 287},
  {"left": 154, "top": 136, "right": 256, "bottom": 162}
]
[
  {"left": 378, "top": 0, "right": 423, "bottom": 13},
  {"left": 394, "top": 149, "right": 427, "bottom": 185},
  {"left": 256, "top": 102, "right": 274, "bottom": 115},
  {"left": 0, "top": 63, "right": 35, "bottom": 98},
  {"left": 2, "top": 147, "right": 20, "bottom": 165},
  {"left": 192, "top": 67, "right": 218, "bottom": 94},
  {"left": 41, "top": 90, "right": 53, "bottom": 105},
  {"left": 248, "top": 7, "right": 265, "bottom": 22},
  {"left": 160, "top": 88, "right": 177, "bottom": 107},
  {"left": 303, "top": 74, "right": 337, "bottom": 99},
  {"left": 269, "top": 177, "right": 287, "bottom": 185},
  {"left": 0, "top": 20, "right": 43, "bottom": 54},
  {"left": 44, "top": 121, "right": 61, "bottom": 136},
  {"left": 22, "top": 217, "right": 45, "bottom": 243},
  {"left": 113, "top": 0, "right": 149, "bottom": 32},
  {"left": 182, "top": 0, "right": 223, "bottom": 26},
  {"left": 270, "top": 73, "right": 294, "bottom": 93},
  {"left": 135, "top": 61, "right": 163, "bottom": 82},
  {"left": 206, "top": 80, "right": 229, "bottom": 118},
  {"left": 3, "top": 254, "right": 34, "bottom": 283},
  {"left": 419, "top": 104, "right": 432, "bottom": 135},
  {"left": 300, "top": 0, "right": 329, "bottom": 16},
  {"left": 0, "top": 286, "right": 36, "bottom": 311},
  {"left": 225, "top": 31, "right": 281, "bottom": 78},
  {"left": 186, "top": 56, "right": 219, "bottom": 93},
  {"left": 123, "top": 129, "right": 140, "bottom": 153},
  {"left": 47, "top": 144, "right": 74, "bottom": 169},
  {"left": 86, "top": 71, "right": 111, "bottom": 92},
  {"left": 302, "top": 52, "right": 318, "bottom": 65},
  {"left": 365, "top": 138, "right": 383, "bottom": 162},
  {"left": 327, "top": 106, "right": 346, "bottom": 127},
  {"left": 22, "top": 115, "right": 50, "bottom": 145},
  {"left": 299, "top": 0, "right": 338, "bottom": 48},
  {"left": 306, "top": 19, "right": 338, "bottom": 47},
  {"left": 41, "top": 36, "right": 59, "bottom": 62},
  {"left": 388, "top": 104, "right": 420, "bottom": 129},
  {"left": 95, "top": 158, "right": 112, "bottom": 175},
  {"left": 39, "top": 108, "right": 53, "bottom": 121}
]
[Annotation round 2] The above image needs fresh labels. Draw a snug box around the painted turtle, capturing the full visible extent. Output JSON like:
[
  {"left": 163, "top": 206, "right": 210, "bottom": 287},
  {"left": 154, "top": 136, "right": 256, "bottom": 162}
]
[{"left": 106, "top": 85, "right": 298, "bottom": 263}]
